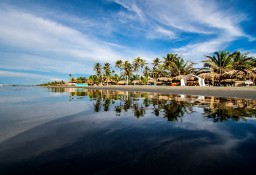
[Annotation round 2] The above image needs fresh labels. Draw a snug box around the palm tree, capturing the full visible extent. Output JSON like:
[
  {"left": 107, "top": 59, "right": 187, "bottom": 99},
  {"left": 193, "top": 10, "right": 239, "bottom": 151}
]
[
  {"left": 93, "top": 63, "right": 102, "bottom": 85},
  {"left": 230, "top": 51, "right": 255, "bottom": 80},
  {"left": 133, "top": 57, "right": 146, "bottom": 79},
  {"left": 68, "top": 74, "right": 72, "bottom": 82},
  {"left": 112, "top": 73, "right": 120, "bottom": 82},
  {"left": 88, "top": 75, "right": 97, "bottom": 85},
  {"left": 170, "top": 56, "right": 195, "bottom": 76},
  {"left": 123, "top": 61, "right": 133, "bottom": 85},
  {"left": 103, "top": 63, "right": 112, "bottom": 86},
  {"left": 151, "top": 58, "right": 161, "bottom": 85},
  {"left": 143, "top": 66, "right": 150, "bottom": 84},
  {"left": 163, "top": 53, "right": 179, "bottom": 76},
  {"left": 133, "top": 57, "right": 140, "bottom": 75},
  {"left": 163, "top": 53, "right": 178, "bottom": 67},
  {"left": 232, "top": 51, "right": 253, "bottom": 70},
  {"left": 152, "top": 58, "right": 161, "bottom": 69},
  {"left": 115, "top": 60, "right": 123, "bottom": 77},
  {"left": 139, "top": 58, "right": 146, "bottom": 78},
  {"left": 203, "top": 51, "right": 233, "bottom": 85}
]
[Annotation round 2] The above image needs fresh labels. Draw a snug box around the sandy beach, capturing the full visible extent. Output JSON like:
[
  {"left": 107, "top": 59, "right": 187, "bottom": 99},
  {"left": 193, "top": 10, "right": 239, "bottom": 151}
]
[{"left": 46, "top": 85, "right": 256, "bottom": 99}]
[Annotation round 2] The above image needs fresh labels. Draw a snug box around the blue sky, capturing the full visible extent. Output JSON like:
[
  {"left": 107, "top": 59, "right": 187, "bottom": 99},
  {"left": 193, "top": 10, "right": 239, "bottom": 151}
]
[{"left": 0, "top": 0, "right": 255, "bottom": 85}]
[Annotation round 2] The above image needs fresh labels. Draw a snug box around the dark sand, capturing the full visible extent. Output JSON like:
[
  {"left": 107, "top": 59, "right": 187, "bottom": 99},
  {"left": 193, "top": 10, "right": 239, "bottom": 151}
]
[{"left": 46, "top": 85, "right": 256, "bottom": 99}]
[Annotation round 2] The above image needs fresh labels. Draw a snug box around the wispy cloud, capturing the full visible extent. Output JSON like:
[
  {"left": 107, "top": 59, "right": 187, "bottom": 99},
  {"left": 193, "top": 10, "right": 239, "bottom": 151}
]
[
  {"left": 0, "top": 9, "right": 122, "bottom": 61},
  {"left": 0, "top": 8, "right": 134, "bottom": 76},
  {"left": 0, "top": 0, "right": 254, "bottom": 84},
  {"left": 113, "top": 0, "right": 253, "bottom": 61},
  {"left": 0, "top": 6, "right": 158, "bottom": 76},
  {"left": 171, "top": 36, "right": 234, "bottom": 64},
  {"left": 0, "top": 70, "right": 62, "bottom": 82}
]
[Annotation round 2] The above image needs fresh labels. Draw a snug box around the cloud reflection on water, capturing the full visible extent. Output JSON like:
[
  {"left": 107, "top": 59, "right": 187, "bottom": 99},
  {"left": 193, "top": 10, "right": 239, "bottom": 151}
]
[{"left": 0, "top": 87, "right": 256, "bottom": 175}]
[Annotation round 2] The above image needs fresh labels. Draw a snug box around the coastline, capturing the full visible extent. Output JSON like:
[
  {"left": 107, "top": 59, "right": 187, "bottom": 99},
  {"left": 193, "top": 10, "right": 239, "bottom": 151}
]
[{"left": 43, "top": 85, "right": 256, "bottom": 99}]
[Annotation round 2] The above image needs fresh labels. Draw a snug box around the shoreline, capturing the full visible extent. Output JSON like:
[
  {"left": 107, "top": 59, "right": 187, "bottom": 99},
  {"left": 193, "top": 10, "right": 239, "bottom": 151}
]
[{"left": 43, "top": 85, "right": 256, "bottom": 99}]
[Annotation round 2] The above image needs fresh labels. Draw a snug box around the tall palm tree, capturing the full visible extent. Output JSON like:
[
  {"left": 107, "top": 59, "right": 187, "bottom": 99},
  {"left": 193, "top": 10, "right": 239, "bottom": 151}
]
[
  {"left": 89, "top": 75, "right": 97, "bottom": 85},
  {"left": 123, "top": 61, "right": 133, "bottom": 85},
  {"left": 203, "top": 51, "right": 233, "bottom": 85},
  {"left": 93, "top": 62, "right": 102, "bottom": 85},
  {"left": 170, "top": 56, "right": 195, "bottom": 76},
  {"left": 163, "top": 53, "right": 178, "bottom": 67},
  {"left": 115, "top": 60, "right": 123, "bottom": 77},
  {"left": 152, "top": 58, "right": 161, "bottom": 69},
  {"left": 151, "top": 58, "right": 161, "bottom": 85},
  {"left": 231, "top": 51, "right": 253, "bottom": 71},
  {"left": 133, "top": 57, "right": 140, "bottom": 75},
  {"left": 163, "top": 53, "right": 179, "bottom": 76},
  {"left": 112, "top": 73, "right": 120, "bottom": 82},
  {"left": 230, "top": 51, "right": 255, "bottom": 80},
  {"left": 103, "top": 63, "right": 112, "bottom": 86},
  {"left": 68, "top": 74, "right": 72, "bottom": 82},
  {"left": 139, "top": 58, "right": 146, "bottom": 78},
  {"left": 133, "top": 57, "right": 146, "bottom": 79},
  {"left": 143, "top": 66, "right": 150, "bottom": 84}
]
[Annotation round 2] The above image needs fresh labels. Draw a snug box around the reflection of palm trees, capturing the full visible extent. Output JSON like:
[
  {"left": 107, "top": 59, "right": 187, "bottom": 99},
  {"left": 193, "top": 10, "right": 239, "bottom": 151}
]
[
  {"left": 115, "top": 106, "right": 122, "bottom": 116},
  {"left": 123, "top": 96, "right": 132, "bottom": 112},
  {"left": 143, "top": 98, "right": 150, "bottom": 108},
  {"left": 93, "top": 98, "right": 101, "bottom": 112},
  {"left": 162, "top": 101, "right": 193, "bottom": 122},
  {"left": 151, "top": 98, "right": 164, "bottom": 117},
  {"left": 133, "top": 103, "right": 145, "bottom": 118},
  {"left": 103, "top": 98, "right": 111, "bottom": 111},
  {"left": 203, "top": 99, "right": 256, "bottom": 122},
  {"left": 50, "top": 88, "right": 256, "bottom": 122}
]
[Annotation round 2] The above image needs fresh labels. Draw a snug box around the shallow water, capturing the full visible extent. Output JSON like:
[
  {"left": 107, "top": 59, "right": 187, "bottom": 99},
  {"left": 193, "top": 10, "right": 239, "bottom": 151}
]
[{"left": 0, "top": 86, "right": 256, "bottom": 175}]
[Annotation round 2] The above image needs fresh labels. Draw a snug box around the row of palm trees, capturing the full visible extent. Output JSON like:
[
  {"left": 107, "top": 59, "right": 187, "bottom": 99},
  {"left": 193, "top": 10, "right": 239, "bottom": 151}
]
[
  {"left": 84, "top": 50, "right": 255, "bottom": 86},
  {"left": 49, "top": 89, "right": 256, "bottom": 121}
]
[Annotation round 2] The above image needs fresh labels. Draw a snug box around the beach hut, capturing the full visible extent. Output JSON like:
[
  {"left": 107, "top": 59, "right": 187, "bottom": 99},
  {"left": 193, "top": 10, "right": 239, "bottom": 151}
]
[
  {"left": 132, "top": 80, "right": 142, "bottom": 85},
  {"left": 197, "top": 72, "right": 220, "bottom": 80},
  {"left": 220, "top": 79, "right": 235, "bottom": 86},
  {"left": 180, "top": 74, "right": 205, "bottom": 86},
  {"left": 157, "top": 77, "right": 172, "bottom": 85},
  {"left": 147, "top": 79, "right": 155, "bottom": 85},
  {"left": 103, "top": 79, "right": 116, "bottom": 85},
  {"left": 158, "top": 77, "right": 173, "bottom": 82},
  {"left": 117, "top": 80, "right": 126, "bottom": 85}
]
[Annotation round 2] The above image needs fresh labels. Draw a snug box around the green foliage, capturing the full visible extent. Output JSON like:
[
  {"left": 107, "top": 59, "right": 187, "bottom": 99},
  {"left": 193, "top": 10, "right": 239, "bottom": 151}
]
[{"left": 38, "top": 80, "right": 65, "bottom": 86}]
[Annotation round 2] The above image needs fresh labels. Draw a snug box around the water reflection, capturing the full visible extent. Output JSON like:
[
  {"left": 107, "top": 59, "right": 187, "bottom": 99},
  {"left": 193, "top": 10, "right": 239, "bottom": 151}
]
[
  {"left": 49, "top": 88, "right": 256, "bottom": 122},
  {"left": 1, "top": 87, "right": 256, "bottom": 175}
]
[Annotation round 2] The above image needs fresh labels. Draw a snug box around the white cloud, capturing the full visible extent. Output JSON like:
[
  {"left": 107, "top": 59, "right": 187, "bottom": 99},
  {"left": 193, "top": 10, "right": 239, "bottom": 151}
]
[
  {"left": 114, "top": 0, "right": 253, "bottom": 62},
  {"left": 0, "top": 70, "right": 60, "bottom": 81},
  {"left": 0, "top": 8, "right": 131, "bottom": 75},
  {"left": 171, "top": 35, "right": 233, "bottom": 64},
  {"left": 0, "top": 7, "right": 160, "bottom": 78},
  {"left": 0, "top": 0, "right": 254, "bottom": 84},
  {"left": 147, "top": 26, "right": 177, "bottom": 40}
]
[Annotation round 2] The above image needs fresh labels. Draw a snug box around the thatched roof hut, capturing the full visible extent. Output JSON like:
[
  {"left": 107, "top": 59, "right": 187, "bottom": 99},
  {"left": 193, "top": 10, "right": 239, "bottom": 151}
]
[
  {"left": 157, "top": 77, "right": 172, "bottom": 82},
  {"left": 117, "top": 80, "right": 126, "bottom": 85},
  {"left": 197, "top": 72, "right": 220, "bottom": 80},
  {"left": 220, "top": 79, "right": 235, "bottom": 83},
  {"left": 132, "top": 80, "right": 142, "bottom": 85},
  {"left": 86, "top": 80, "right": 94, "bottom": 85},
  {"left": 103, "top": 79, "right": 116, "bottom": 85},
  {"left": 156, "top": 81, "right": 163, "bottom": 85},
  {"left": 173, "top": 75, "right": 184, "bottom": 81},
  {"left": 147, "top": 79, "right": 155, "bottom": 83},
  {"left": 223, "top": 69, "right": 256, "bottom": 80}
]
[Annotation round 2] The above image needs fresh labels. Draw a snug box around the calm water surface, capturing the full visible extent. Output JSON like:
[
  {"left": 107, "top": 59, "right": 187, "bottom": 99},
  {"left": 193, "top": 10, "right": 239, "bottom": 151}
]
[{"left": 0, "top": 86, "right": 256, "bottom": 175}]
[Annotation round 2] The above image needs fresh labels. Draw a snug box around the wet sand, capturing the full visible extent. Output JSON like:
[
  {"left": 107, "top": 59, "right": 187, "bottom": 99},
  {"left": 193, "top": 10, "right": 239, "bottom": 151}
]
[{"left": 45, "top": 85, "right": 256, "bottom": 99}]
